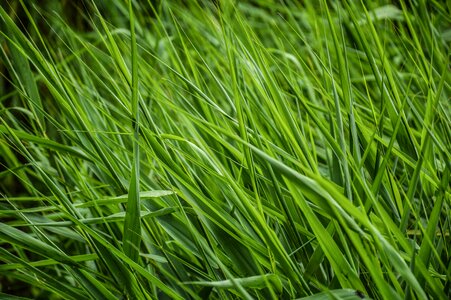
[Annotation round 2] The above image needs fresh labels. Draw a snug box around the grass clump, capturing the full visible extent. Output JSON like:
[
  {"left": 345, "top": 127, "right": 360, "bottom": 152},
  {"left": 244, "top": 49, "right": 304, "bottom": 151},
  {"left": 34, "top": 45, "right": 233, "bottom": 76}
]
[{"left": 0, "top": 0, "right": 450, "bottom": 299}]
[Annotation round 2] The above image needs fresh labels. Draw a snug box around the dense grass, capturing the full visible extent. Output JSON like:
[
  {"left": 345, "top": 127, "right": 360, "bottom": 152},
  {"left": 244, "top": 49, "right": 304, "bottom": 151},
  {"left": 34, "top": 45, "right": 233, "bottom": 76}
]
[{"left": 0, "top": 0, "right": 450, "bottom": 299}]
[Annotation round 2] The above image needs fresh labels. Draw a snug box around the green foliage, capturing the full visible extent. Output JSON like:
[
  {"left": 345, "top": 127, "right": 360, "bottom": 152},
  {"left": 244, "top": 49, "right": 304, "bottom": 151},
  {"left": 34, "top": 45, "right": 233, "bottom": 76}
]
[{"left": 0, "top": 0, "right": 449, "bottom": 299}]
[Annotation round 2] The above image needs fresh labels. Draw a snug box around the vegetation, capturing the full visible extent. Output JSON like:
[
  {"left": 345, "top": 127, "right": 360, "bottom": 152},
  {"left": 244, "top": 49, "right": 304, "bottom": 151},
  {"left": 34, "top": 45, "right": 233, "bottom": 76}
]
[{"left": 0, "top": 0, "right": 450, "bottom": 299}]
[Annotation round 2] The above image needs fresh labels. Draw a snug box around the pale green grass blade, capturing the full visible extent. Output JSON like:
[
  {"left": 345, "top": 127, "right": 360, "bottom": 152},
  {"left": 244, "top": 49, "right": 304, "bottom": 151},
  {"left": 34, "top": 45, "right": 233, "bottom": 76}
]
[{"left": 122, "top": 0, "right": 142, "bottom": 263}]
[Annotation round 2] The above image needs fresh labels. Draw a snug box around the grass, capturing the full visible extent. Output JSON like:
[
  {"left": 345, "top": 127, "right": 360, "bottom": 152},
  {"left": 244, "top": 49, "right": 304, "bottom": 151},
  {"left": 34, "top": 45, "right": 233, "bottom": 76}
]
[{"left": 0, "top": 0, "right": 450, "bottom": 299}]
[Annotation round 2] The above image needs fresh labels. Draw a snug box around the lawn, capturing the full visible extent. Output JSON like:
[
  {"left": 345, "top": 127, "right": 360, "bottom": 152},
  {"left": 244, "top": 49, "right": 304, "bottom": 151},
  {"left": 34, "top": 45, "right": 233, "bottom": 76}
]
[{"left": 0, "top": 0, "right": 450, "bottom": 299}]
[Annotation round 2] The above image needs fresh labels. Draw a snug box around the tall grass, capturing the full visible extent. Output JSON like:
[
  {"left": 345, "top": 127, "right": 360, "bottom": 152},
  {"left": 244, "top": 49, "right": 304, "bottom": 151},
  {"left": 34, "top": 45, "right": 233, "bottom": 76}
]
[{"left": 0, "top": 0, "right": 449, "bottom": 299}]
